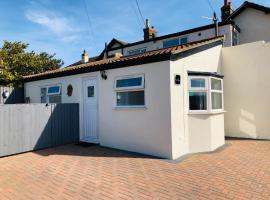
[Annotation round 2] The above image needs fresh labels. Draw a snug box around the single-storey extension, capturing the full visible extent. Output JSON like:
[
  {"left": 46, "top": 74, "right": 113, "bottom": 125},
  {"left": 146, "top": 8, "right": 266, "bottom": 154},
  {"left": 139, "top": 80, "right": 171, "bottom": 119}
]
[{"left": 23, "top": 37, "right": 225, "bottom": 159}]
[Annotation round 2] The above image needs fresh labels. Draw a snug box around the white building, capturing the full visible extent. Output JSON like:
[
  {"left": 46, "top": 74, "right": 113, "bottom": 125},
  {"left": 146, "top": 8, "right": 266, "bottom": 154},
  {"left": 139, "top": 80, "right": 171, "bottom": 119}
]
[{"left": 24, "top": 37, "right": 225, "bottom": 159}]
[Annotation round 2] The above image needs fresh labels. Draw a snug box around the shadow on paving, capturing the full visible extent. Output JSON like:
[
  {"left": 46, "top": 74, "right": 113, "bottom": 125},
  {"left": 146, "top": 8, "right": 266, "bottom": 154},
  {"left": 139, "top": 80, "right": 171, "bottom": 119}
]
[{"left": 33, "top": 143, "right": 159, "bottom": 160}]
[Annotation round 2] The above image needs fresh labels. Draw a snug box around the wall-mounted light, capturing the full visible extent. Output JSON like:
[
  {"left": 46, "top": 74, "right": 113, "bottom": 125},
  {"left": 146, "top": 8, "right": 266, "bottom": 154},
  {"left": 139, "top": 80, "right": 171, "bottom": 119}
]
[
  {"left": 175, "top": 74, "right": 181, "bottom": 85},
  {"left": 67, "top": 84, "right": 73, "bottom": 97},
  {"left": 100, "top": 70, "right": 107, "bottom": 80}
]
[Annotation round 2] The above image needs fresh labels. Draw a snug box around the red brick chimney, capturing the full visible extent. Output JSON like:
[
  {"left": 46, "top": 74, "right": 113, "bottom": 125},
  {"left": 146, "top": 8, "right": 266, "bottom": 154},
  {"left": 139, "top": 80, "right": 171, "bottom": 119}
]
[
  {"left": 221, "top": 0, "right": 234, "bottom": 21},
  {"left": 143, "top": 19, "right": 157, "bottom": 41}
]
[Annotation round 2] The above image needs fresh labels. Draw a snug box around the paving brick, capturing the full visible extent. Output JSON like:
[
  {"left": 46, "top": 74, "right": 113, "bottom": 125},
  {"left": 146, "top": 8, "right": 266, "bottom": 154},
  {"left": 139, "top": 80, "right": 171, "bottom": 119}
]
[{"left": 0, "top": 139, "right": 269, "bottom": 199}]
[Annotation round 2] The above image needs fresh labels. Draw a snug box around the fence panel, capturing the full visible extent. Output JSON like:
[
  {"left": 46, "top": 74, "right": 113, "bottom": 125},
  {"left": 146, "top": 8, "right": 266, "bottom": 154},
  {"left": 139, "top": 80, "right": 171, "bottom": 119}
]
[{"left": 0, "top": 103, "right": 79, "bottom": 157}]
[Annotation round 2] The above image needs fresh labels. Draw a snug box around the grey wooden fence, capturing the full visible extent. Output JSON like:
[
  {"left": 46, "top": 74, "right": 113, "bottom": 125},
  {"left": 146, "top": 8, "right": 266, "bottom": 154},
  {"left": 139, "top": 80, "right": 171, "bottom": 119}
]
[{"left": 0, "top": 103, "right": 79, "bottom": 157}]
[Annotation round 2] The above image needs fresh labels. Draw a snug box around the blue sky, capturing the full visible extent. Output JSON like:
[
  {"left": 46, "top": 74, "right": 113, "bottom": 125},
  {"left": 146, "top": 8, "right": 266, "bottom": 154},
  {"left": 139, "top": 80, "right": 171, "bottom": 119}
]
[{"left": 0, "top": 0, "right": 270, "bottom": 66}]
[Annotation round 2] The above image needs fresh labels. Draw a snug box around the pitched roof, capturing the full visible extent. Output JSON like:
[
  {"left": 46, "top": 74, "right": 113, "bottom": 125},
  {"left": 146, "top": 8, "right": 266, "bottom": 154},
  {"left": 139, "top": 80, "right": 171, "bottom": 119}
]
[
  {"left": 107, "top": 38, "right": 129, "bottom": 49},
  {"left": 99, "top": 21, "right": 233, "bottom": 54},
  {"left": 23, "top": 36, "right": 224, "bottom": 82},
  {"left": 228, "top": 1, "right": 270, "bottom": 19}
]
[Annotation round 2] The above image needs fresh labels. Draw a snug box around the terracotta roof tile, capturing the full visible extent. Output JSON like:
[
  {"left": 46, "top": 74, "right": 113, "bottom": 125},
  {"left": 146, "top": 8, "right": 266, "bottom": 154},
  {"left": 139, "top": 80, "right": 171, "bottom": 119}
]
[{"left": 24, "top": 36, "right": 224, "bottom": 81}]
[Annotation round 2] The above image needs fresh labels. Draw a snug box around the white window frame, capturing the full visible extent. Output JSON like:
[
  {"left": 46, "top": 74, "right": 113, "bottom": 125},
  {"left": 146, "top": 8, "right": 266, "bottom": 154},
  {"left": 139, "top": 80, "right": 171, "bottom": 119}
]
[
  {"left": 189, "top": 77, "right": 208, "bottom": 91},
  {"left": 114, "top": 74, "right": 145, "bottom": 108},
  {"left": 47, "top": 85, "right": 61, "bottom": 96},
  {"left": 188, "top": 76, "right": 223, "bottom": 114},
  {"left": 114, "top": 74, "right": 144, "bottom": 91},
  {"left": 210, "top": 77, "right": 224, "bottom": 112},
  {"left": 189, "top": 76, "right": 209, "bottom": 113},
  {"left": 40, "top": 84, "right": 62, "bottom": 104}
]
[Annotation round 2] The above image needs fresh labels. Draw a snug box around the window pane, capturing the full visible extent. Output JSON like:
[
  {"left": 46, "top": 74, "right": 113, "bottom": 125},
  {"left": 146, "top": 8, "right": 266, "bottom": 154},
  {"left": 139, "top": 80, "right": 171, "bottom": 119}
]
[
  {"left": 163, "top": 38, "right": 180, "bottom": 48},
  {"left": 117, "top": 91, "right": 144, "bottom": 106},
  {"left": 211, "top": 78, "right": 222, "bottom": 90},
  {"left": 191, "top": 79, "right": 205, "bottom": 88},
  {"left": 41, "top": 88, "right": 47, "bottom": 103},
  {"left": 48, "top": 86, "right": 60, "bottom": 94},
  {"left": 116, "top": 77, "right": 142, "bottom": 88},
  {"left": 180, "top": 37, "right": 188, "bottom": 45},
  {"left": 128, "top": 48, "right": 146, "bottom": 55},
  {"left": 189, "top": 92, "right": 207, "bottom": 110},
  {"left": 211, "top": 92, "right": 222, "bottom": 109},
  {"left": 88, "top": 86, "right": 94, "bottom": 97},
  {"left": 49, "top": 95, "right": 61, "bottom": 104}
]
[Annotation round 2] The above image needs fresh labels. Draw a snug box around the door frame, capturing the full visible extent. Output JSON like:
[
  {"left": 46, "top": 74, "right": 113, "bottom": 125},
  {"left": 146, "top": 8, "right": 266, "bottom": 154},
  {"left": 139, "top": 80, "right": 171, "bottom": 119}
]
[{"left": 80, "top": 76, "right": 99, "bottom": 143}]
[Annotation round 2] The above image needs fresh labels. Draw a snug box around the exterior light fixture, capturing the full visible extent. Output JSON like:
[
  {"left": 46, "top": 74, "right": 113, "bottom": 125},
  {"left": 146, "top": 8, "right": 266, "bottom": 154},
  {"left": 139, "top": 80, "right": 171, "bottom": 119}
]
[
  {"left": 100, "top": 70, "right": 107, "bottom": 80},
  {"left": 67, "top": 84, "right": 73, "bottom": 97},
  {"left": 175, "top": 74, "right": 181, "bottom": 85}
]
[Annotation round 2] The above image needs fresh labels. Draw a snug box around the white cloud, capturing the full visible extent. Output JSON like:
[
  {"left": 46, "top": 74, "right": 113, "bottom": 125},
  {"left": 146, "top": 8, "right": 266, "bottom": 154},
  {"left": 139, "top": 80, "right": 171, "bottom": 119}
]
[{"left": 25, "top": 10, "right": 74, "bottom": 35}]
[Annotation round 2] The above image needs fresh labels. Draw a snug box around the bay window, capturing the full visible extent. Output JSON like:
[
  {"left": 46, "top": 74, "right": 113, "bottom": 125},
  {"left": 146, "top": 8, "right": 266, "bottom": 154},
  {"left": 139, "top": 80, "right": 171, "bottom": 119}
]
[
  {"left": 114, "top": 75, "right": 145, "bottom": 107},
  {"left": 189, "top": 75, "right": 223, "bottom": 113}
]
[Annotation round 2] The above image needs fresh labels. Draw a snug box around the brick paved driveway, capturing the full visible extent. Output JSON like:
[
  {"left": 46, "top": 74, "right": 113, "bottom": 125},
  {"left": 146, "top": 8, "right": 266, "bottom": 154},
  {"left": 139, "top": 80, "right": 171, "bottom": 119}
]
[{"left": 0, "top": 139, "right": 269, "bottom": 200}]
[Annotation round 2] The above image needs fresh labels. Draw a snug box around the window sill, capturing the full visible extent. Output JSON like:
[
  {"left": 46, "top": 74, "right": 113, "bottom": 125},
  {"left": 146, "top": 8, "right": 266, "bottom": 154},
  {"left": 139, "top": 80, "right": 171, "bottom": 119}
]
[
  {"left": 113, "top": 106, "right": 147, "bottom": 110},
  {"left": 188, "top": 110, "right": 226, "bottom": 115}
]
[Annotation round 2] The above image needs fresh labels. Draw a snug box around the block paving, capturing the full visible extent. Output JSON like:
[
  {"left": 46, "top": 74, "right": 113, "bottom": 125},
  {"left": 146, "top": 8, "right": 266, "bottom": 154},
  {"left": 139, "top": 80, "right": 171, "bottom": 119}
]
[{"left": 0, "top": 138, "right": 269, "bottom": 200}]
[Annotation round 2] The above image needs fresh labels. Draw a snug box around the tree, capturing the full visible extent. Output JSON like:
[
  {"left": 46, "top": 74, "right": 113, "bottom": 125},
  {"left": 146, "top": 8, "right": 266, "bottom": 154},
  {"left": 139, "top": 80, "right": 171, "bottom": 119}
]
[{"left": 0, "top": 41, "right": 64, "bottom": 85}]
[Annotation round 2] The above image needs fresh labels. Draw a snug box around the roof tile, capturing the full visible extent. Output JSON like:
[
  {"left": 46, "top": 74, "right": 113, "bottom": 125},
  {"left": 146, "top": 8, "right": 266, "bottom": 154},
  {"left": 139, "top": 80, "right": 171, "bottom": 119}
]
[{"left": 24, "top": 36, "right": 224, "bottom": 81}]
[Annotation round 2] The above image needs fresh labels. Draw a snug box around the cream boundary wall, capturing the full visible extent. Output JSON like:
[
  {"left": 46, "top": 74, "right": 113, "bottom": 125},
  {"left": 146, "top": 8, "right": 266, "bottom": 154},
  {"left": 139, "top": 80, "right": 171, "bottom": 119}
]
[
  {"left": 234, "top": 8, "right": 270, "bottom": 44},
  {"left": 107, "top": 24, "right": 233, "bottom": 57},
  {"left": 170, "top": 44, "right": 225, "bottom": 157},
  {"left": 25, "top": 61, "right": 173, "bottom": 159},
  {"left": 222, "top": 41, "right": 270, "bottom": 140}
]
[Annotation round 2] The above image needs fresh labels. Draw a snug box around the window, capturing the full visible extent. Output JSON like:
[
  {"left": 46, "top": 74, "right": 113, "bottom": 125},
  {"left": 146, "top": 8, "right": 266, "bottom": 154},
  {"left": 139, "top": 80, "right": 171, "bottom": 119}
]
[
  {"left": 115, "top": 76, "right": 144, "bottom": 90},
  {"left": 211, "top": 78, "right": 223, "bottom": 110},
  {"left": 180, "top": 37, "right": 188, "bottom": 45},
  {"left": 127, "top": 48, "right": 147, "bottom": 55},
  {"left": 191, "top": 79, "right": 205, "bottom": 88},
  {"left": 47, "top": 85, "right": 61, "bottom": 95},
  {"left": 189, "top": 77, "right": 208, "bottom": 111},
  {"left": 189, "top": 92, "right": 207, "bottom": 110},
  {"left": 189, "top": 76, "right": 223, "bottom": 112},
  {"left": 163, "top": 38, "right": 179, "bottom": 48},
  {"left": 40, "top": 85, "right": 62, "bottom": 104},
  {"left": 163, "top": 37, "right": 188, "bottom": 48},
  {"left": 115, "top": 75, "right": 145, "bottom": 107},
  {"left": 41, "top": 88, "right": 47, "bottom": 103},
  {"left": 88, "top": 86, "right": 95, "bottom": 97},
  {"left": 117, "top": 91, "right": 144, "bottom": 106}
]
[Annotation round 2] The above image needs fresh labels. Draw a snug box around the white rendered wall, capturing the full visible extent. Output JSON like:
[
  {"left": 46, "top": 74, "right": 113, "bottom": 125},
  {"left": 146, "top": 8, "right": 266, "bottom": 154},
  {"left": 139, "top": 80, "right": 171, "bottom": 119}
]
[
  {"left": 222, "top": 41, "right": 270, "bottom": 140},
  {"left": 25, "top": 61, "right": 173, "bottom": 159},
  {"left": 170, "top": 44, "right": 225, "bottom": 158},
  {"left": 234, "top": 8, "right": 270, "bottom": 44},
  {"left": 98, "top": 61, "right": 172, "bottom": 159}
]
